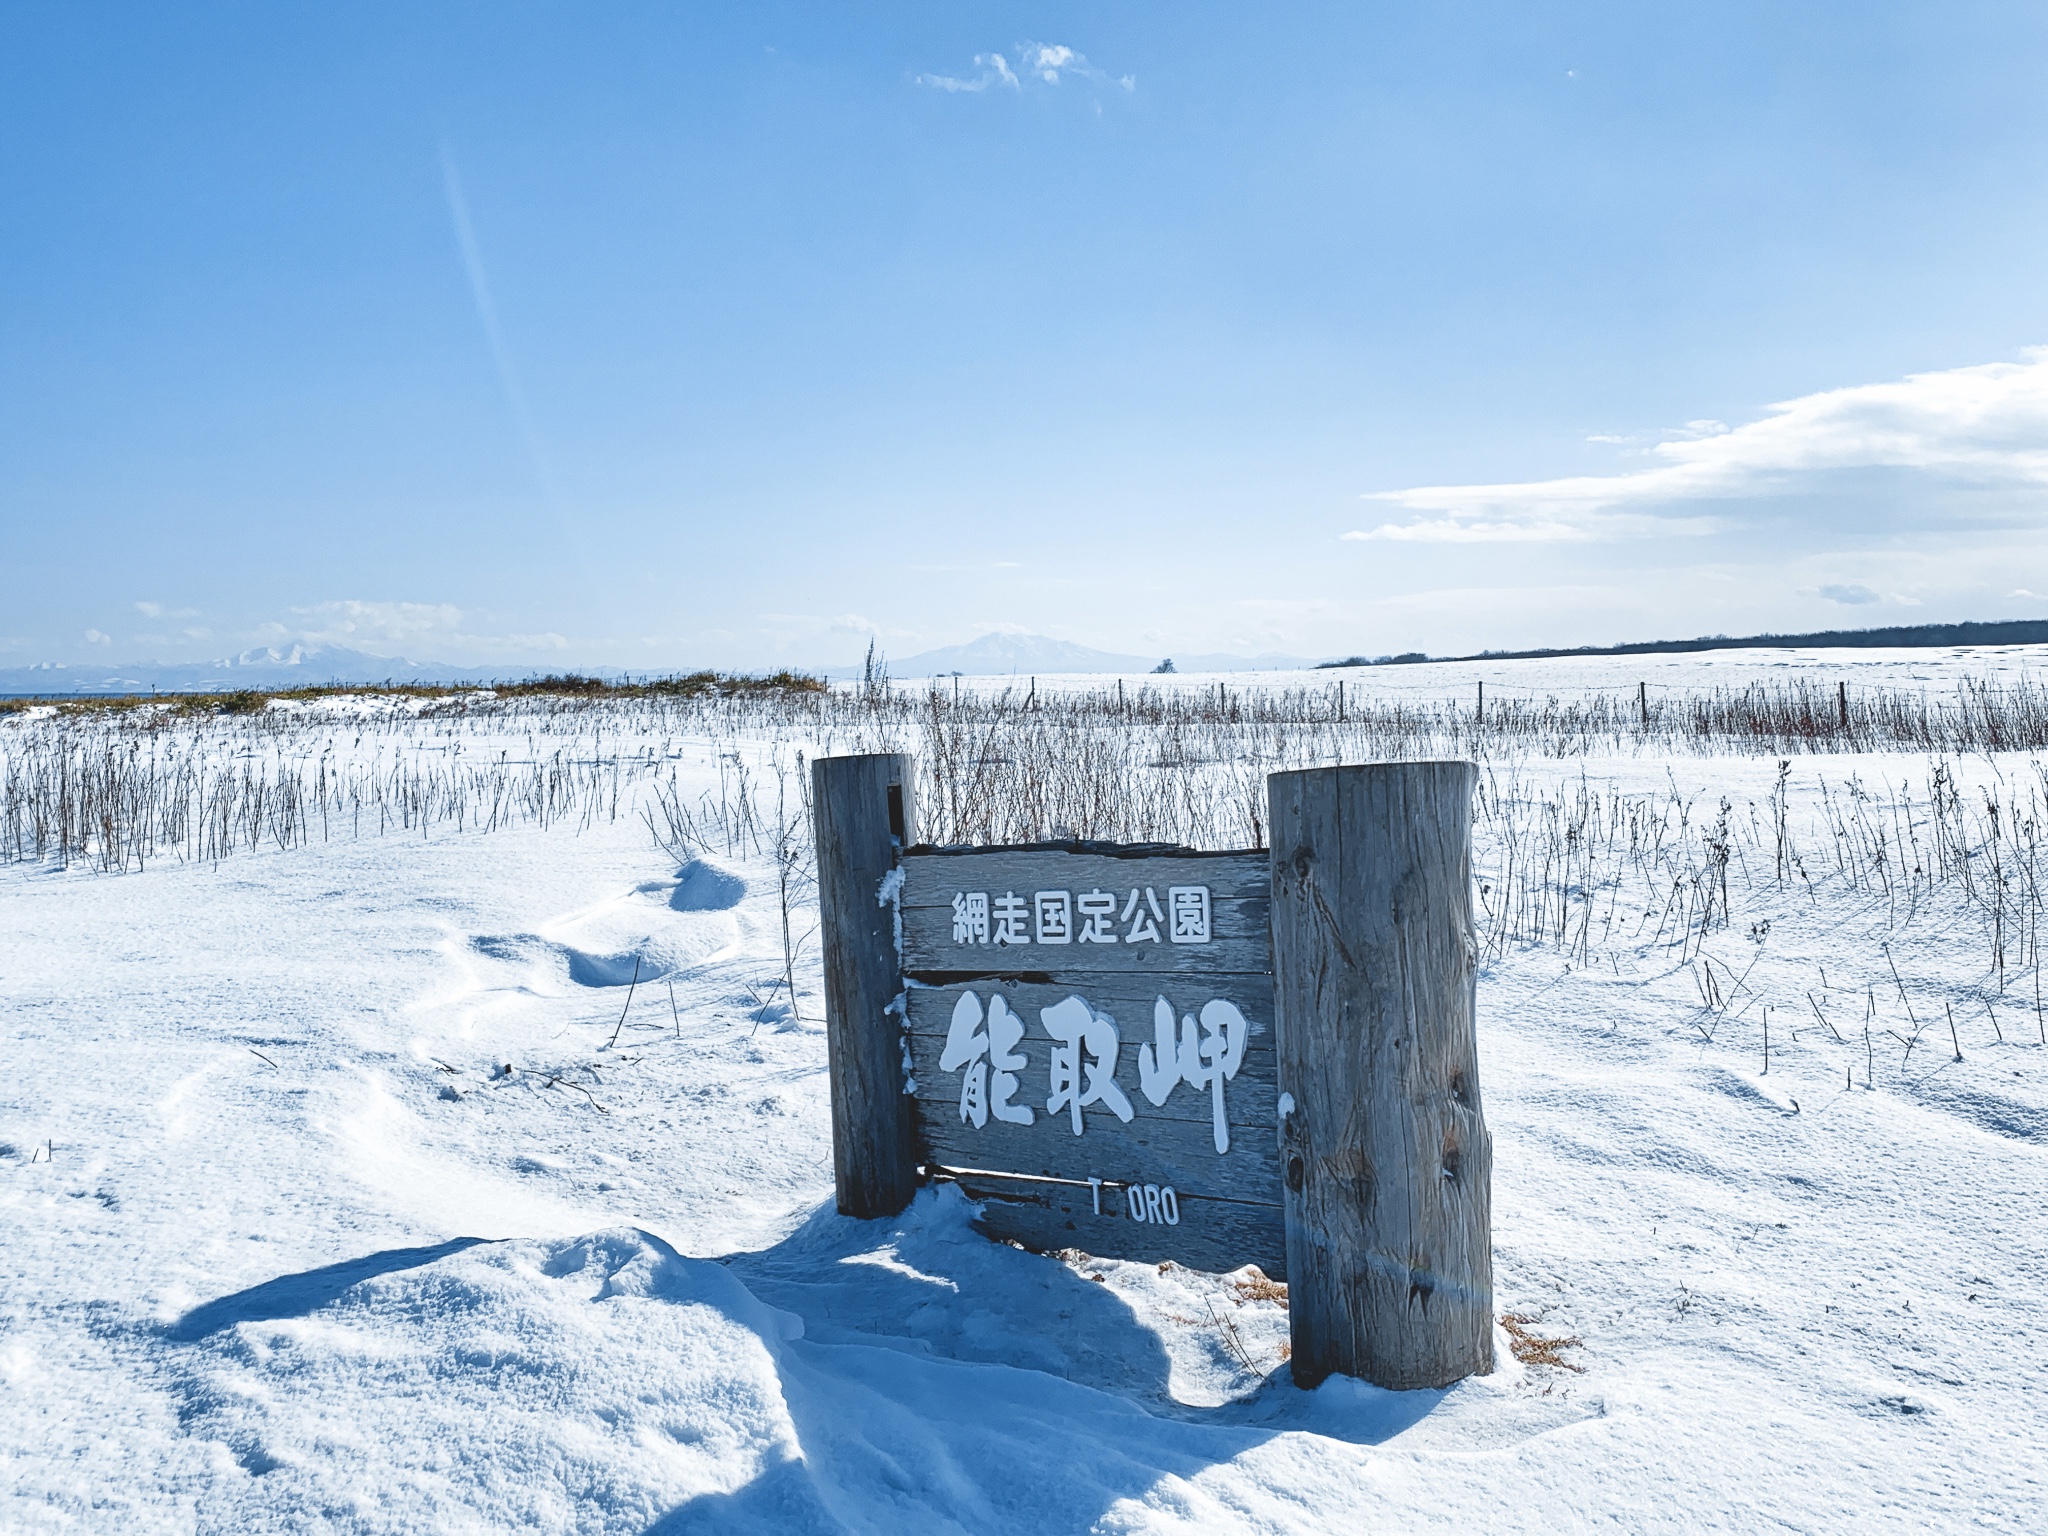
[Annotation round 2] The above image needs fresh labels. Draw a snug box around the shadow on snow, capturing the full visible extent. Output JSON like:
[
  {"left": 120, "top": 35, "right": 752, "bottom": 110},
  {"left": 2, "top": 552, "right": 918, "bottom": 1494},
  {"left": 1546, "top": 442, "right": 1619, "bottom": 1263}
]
[
  {"left": 161, "top": 1189, "right": 1444, "bottom": 1532},
  {"left": 166, "top": 1238, "right": 489, "bottom": 1341},
  {"left": 661, "top": 1187, "right": 1442, "bottom": 1532}
]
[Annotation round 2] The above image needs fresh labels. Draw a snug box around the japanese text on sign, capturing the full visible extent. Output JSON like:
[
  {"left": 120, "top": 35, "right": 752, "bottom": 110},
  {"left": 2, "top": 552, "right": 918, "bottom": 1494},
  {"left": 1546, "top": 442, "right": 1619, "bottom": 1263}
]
[
  {"left": 937, "top": 987, "right": 1251, "bottom": 1153},
  {"left": 950, "top": 886, "right": 1211, "bottom": 947}
]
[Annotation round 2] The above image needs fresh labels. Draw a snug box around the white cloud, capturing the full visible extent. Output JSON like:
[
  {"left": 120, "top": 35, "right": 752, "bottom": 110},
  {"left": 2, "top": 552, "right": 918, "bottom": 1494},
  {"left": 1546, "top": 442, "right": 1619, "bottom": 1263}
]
[
  {"left": 1021, "top": 42, "right": 1134, "bottom": 90},
  {"left": 1345, "top": 517, "right": 1591, "bottom": 544},
  {"left": 289, "top": 601, "right": 465, "bottom": 646},
  {"left": 84, "top": 628, "right": 111, "bottom": 645},
  {"left": 1818, "top": 583, "right": 1880, "bottom": 605},
  {"left": 917, "top": 52, "right": 1019, "bottom": 93},
  {"left": 1350, "top": 347, "right": 2048, "bottom": 543},
  {"left": 1029, "top": 44, "right": 1074, "bottom": 81},
  {"left": 1343, "top": 510, "right": 1719, "bottom": 544},
  {"left": 920, "top": 42, "right": 1132, "bottom": 95},
  {"left": 264, "top": 601, "right": 567, "bottom": 657},
  {"left": 134, "top": 601, "right": 201, "bottom": 619}
]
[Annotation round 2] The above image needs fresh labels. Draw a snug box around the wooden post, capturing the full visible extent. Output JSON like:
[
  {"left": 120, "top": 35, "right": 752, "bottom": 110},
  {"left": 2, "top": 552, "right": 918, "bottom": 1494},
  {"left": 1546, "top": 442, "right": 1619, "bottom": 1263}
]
[
  {"left": 1476, "top": 681, "right": 1483, "bottom": 725},
  {"left": 1838, "top": 680, "right": 1849, "bottom": 733},
  {"left": 1267, "top": 760, "right": 1493, "bottom": 1390},
  {"left": 1337, "top": 679, "right": 1345, "bottom": 723},
  {"left": 813, "top": 753, "right": 920, "bottom": 1219},
  {"left": 1638, "top": 680, "right": 1647, "bottom": 728}
]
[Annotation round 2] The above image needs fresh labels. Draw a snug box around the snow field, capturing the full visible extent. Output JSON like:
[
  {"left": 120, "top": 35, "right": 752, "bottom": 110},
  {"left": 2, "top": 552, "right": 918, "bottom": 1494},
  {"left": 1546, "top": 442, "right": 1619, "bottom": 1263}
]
[
  {"left": 916, "top": 640, "right": 2048, "bottom": 704},
  {"left": 3, "top": 679, "right": 2045, "bottom": 1532}
]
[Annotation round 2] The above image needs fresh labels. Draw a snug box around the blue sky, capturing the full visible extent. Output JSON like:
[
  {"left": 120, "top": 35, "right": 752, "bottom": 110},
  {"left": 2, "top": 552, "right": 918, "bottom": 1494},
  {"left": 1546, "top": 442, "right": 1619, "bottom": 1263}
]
[{"left": 7, "top": 3, "right": 2048, "bottom": 670}]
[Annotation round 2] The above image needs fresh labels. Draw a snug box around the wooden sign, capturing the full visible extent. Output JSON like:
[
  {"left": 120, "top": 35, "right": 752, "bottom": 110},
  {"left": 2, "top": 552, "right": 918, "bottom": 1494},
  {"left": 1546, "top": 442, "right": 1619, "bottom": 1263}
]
[
  {"left": 897, "top": 848, "right": 1282, "bottom": 1278},
  {"left": 812, "top": 752, "right": 1494, "bottom": 1392}
]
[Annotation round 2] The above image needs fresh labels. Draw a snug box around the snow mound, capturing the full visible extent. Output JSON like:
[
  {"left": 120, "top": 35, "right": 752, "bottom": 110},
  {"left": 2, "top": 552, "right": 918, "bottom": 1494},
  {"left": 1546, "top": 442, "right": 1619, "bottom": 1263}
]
[
  {"left": 468, "top": 868, "right": 745, "bottom": 989},
  {"left": 160, "top": 1228, "right": 803, "bottom": 1531},
  {"left": 128, "top": 1194, "right": 1590, "bottom": 1534},
  {"left": 666, "top": 858, "right": 747, "bottom": 913}
]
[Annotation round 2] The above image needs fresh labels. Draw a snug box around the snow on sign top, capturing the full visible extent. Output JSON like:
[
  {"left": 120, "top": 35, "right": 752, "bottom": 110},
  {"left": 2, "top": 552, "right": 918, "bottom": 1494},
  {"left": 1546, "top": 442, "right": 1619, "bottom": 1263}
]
[{"left": 895, "top": 847, "right": 1284, "bottom": 1279}]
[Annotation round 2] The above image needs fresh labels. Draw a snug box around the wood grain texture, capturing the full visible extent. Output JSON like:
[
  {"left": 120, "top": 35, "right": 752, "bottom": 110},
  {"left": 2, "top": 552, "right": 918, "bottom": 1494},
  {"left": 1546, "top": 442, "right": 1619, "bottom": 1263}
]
[
  {"left": 813, "top": 753, "right": 920, "bottom": 1219},
  {"left": 900, "top": 849, "right": 1269, "bottom": 977},
  {"left": 919, "top": 1106, "right": 1282, "bottom": 1208},
  {"left": 938, "top": 1169, "right": 1287, "bottom": 1280},
  {"left": 1269, "top": 761, "right": 1494, "bottom": 1391}
]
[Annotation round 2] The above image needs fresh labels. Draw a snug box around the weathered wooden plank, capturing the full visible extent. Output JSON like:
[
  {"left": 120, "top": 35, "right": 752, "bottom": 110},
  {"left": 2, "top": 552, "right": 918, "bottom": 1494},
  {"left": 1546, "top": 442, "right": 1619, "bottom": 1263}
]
[
  {"left": 904, "top": 975, "right": 1276, "bottom": 1026},
  {"left": 940, "top": 1169, "right": 1287, "bottom": 1281},
  {"left": 1269, "top": 761, "right": 1493, "bottom": 1391},
  {"left": 900, "top": 849, "right": 1270, "bottom": 977},
  {"left": 908, "top": 1046, "right": 1278, "bottom": 1130},
  {"left": 918, "top": 1102, "right": 1283, "bottom": 1207},
  {"left": 903, "top": 975, "right": 1278, "bottom": 1129},
  {"left": 814, "top": 753, "right": 920, "bottom": 1220},
  {"left": 825, "top": 808, "right": 1292, "bottom": 1280},
  {"left": 905, "top": 972, "right": 1287, "bottom": 1262}
]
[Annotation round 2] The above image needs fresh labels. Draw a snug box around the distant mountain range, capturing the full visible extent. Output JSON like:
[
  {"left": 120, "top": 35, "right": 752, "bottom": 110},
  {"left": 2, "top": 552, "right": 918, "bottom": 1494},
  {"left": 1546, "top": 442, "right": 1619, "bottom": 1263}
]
[
  {"left": 0, "top": 633, "right": 1329, "bottom": 698},
  {"left": 0, "top": 645, "right": 503, "bottom": 696},
  {"left": 15, "top": 619, "right": 2047, "bottom": 698}
]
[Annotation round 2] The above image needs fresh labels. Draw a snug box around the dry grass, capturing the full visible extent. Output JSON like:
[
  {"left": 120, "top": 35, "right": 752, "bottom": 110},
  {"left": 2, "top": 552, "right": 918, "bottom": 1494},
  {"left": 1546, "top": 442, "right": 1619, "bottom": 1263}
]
[
  {"left": 0, "top": 671, "right": 826, "bottom": 718},
  {"left": 1232, "top": 1272, "right": 1289, "bottom": 1306},
  {"left": 1502, "top": 1313, "right": 1585, "bottom": 1372},
  {"left": 12, "top": 680, "right": 2048, "bottom": 1041},
  {"left": 0, "top": 718, "right": 656, "bottom": 869}
]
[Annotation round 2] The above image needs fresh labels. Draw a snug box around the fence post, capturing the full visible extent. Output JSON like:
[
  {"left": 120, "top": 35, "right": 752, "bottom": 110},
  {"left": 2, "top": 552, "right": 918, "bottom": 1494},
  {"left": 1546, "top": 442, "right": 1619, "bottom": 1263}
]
[
  {"left": 813, "top": 752, "right": 920, "bottom": 1219},
  {"left": 1267, "top": 760, "right": 1493, "bottom": 1390}
]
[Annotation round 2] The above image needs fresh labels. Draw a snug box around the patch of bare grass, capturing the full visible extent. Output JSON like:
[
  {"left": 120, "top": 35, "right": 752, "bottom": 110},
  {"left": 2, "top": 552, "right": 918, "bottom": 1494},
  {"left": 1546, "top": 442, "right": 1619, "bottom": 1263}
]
[
  {"left": 1502, "top": 1312, "right": 1585, "bottom": 1372},
  {"left": 1232, "top": 1271, "right": 1288, "bottom": 1305}
]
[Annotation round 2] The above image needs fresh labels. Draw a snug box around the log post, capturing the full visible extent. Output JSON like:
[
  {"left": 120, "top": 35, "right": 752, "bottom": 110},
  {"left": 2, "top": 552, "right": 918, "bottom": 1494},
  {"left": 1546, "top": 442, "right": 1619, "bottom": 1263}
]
[
  {"left": 813, "top": 752, "right": 920, "bottom": 1219},
  {"left": 1267, "top": 760, "right": 1493, "bottom": 1390}
]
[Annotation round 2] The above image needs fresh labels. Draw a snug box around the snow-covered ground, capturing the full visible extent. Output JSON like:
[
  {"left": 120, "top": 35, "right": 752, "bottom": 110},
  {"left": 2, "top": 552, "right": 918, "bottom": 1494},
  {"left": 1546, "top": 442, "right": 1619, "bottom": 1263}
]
[
  {"left": 4, "top": 664, "right": 2046, "bottom": 1532},
  {"left": 933, "top": 640, "right": 2048, "bottom": 704}
]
